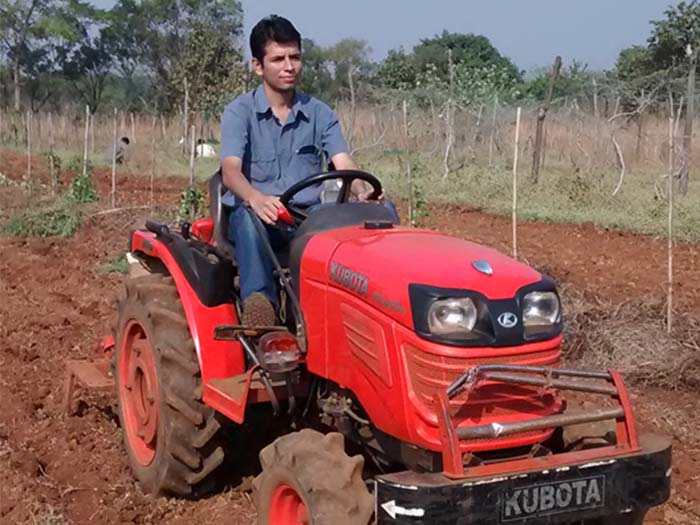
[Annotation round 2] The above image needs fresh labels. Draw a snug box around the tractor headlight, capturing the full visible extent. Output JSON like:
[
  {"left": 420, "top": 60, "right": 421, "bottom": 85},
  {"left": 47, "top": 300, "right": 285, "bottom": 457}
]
[
  {"left": 522, "top": 291, "right": 560, "bottom": 336},
  {"left": 428, "top": 298, "right": 478, "bottom": 336}
]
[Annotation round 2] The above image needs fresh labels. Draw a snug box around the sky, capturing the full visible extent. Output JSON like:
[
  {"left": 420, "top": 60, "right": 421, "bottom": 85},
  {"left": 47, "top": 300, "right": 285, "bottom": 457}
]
[{"left": 93, "top": 0, "right": 677, "bottom": 71}]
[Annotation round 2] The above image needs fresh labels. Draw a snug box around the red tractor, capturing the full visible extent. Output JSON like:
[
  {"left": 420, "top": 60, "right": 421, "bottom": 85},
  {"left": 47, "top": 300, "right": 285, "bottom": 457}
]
[{"left": 106, "top": 170, "right": 670, "bottom": 523}]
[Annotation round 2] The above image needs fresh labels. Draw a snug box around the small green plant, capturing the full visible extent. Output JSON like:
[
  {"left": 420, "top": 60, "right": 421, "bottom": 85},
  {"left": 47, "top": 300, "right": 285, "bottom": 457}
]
[
  {"left": 411, "top": 182, "right": 430, "bottom": 226},
  {"left": 37, "top": 506, "right": 67, "bottom": 525},
  {"left": 99, "top": 253, "right": 129, "bottom": 274},
  {"left": 4, "top": 204, "right": 82, "bottom": 238},
  {"left": 66, "top": 170, "right": 97, "bottom": 203},
  {"left": 0, "top": 172, "right": 17, "bottom": 187},
  {"left": 177, "top": 185, "right": 205, "bottom": 223},
  {"left": 45, "top": 151, "right": 62, "bottom": 189},
  {"left": 405, "top": 156, "right": 430, "bottom": 227},
  {"left": 66, "top": 155, "right": 90, "bottom": 173}
]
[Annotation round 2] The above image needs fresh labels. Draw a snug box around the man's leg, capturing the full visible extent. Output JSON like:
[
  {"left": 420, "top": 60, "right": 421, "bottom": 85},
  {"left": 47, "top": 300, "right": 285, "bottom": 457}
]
[
  {"left": 382, "top": 198, "right": 401, "bottom": 223},
  {"left": 228, "top": 205, "right": 277, "bottom": 325}
]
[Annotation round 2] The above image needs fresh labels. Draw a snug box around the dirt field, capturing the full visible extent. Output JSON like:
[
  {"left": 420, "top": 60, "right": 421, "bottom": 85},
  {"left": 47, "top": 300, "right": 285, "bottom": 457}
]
[{"left": 1, "top": 152, "right": 698, "bottom": 524}]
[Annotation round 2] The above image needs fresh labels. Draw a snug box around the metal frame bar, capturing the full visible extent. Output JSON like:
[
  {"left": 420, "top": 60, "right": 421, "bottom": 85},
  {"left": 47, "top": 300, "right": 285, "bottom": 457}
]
[
  {"left": 243, "top": 204, "right": 307, "bottom": 352},
  {"left": 435, "top": 364, "right": 641, "bottom": 479}
]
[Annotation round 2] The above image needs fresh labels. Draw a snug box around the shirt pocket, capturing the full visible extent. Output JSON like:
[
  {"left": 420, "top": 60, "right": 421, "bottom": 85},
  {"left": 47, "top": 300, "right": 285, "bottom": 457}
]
[
  {"left": 250, "top": 148, "right": 278, "bottom": 183},
  {"left": 295, "top": 144, "right": 323, "bottom": 174}
]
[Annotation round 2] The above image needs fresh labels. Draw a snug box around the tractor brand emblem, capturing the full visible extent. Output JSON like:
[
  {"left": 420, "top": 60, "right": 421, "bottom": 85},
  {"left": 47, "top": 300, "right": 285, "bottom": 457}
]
[
  {"left": 329, "top": 262, "right": 368, "bottom": 296},
  {"left": 501, "top": 476, "right": 605, "bottom": 521},
  {"left": 471, "top": 259, "right": 493, "bottom": 276},
  {"left": 497, "top": 312, "right": 518, "bottom": 328}
]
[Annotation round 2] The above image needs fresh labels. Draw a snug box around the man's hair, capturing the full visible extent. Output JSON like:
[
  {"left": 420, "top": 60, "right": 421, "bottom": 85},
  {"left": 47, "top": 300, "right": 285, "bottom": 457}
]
[{"left": 250, "top": 15, "right": 301, "bottom": 62}]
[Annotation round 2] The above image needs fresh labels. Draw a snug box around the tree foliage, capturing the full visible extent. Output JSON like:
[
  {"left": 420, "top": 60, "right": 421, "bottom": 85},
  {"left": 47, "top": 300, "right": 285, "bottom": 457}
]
[
  {"left": 170, "top": 21, "right": 246, "bottom": 113},
  {"left": 413, "top": 31, "right": 522, "bottom": 85},
  {"left": 298, "top": 38, "right": 333, "bottom": 101},
  {"left": 649, "top": 0, "right": 700, "bottom": 71}
]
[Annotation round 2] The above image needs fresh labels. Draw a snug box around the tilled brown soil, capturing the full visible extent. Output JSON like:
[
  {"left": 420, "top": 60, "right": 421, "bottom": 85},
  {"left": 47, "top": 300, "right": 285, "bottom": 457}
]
[{"left": 1, "top": 152, "right": 698, "bottom": 524}]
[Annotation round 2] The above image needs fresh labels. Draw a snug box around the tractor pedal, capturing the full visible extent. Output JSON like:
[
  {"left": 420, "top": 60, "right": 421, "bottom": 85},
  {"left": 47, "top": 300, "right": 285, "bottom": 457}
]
[
  {"left": 214, "top": 325, "right": 290, "bottom": 341},
  {"left": 63, "top": 359, "right": 114, "bottom": 415}
]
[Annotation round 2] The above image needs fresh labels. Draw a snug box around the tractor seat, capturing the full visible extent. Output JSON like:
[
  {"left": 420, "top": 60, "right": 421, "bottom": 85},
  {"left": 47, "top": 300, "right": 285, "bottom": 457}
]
[{"left": 209, "top": 170, "right": 290, "bottom": 267}]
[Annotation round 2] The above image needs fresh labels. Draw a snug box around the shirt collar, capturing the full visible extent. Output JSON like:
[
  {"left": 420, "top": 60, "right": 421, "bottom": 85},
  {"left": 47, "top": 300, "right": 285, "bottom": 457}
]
[{"left": 254, "top": 86, "right": 307, "bottom": 121}]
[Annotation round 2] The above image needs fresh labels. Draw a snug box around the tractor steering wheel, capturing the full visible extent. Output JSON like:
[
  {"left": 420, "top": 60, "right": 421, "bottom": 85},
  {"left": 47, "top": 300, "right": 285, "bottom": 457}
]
[{"left": 279, "top": 170, "right": 383, "bottom": 222}]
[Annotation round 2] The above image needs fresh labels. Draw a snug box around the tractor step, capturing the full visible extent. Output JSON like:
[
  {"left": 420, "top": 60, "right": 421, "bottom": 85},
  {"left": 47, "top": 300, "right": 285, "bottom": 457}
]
[
  {"left": 209, "top": 373, "right": 288, "bottom": 402},
  {"left": 214, "top": 324, "right": 290, "bottom": 340},
  {"left": 63, "top": 359, "right": 114, "bottom": 414}
]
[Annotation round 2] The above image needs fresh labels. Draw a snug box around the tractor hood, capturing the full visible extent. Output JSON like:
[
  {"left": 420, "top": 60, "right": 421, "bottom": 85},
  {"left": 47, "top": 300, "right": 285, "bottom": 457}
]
[{"left": 321, "top": 226, "right": 554, "bottom": 344}]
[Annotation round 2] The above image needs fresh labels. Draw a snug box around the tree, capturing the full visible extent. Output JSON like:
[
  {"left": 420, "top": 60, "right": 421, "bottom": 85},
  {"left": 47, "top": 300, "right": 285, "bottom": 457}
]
[
  {"left": 0, "top": 0, "right": 54, "bottom": 111},
  {"left": 378, "top": 48, "right": 417, "bottom": 91},
  {"left": 102, "top": 0, "right": 145, "bottom": 110},
  {"left": 325, "top": 38, "right": 373, "bottom": 100},
  {"left": 63, "top": 33, "right": 113, "bottom": 113},
  {"left": 137, "top": 0, "right": 243, "bottom": 111},
  {"left": 170, "top": 22, "right": 245, "bottom": 114},
  {"left": 413, "top": 31, "right": 522, "bottom": 85},
  {"left": 0, "top": 0, "right": 104, "bottom": 112},
  {"left": 522, "top": 61, "right": 594, "bottom": 101},
  {"left": 298, "top": 38, "right": 333, "bottom": 101},
  {"left": 649, "top": 0, "right": 700, "bottom": 72}
]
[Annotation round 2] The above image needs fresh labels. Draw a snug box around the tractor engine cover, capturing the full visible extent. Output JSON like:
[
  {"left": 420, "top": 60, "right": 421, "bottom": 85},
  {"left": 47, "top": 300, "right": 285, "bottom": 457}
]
[{"left": 294, "top": 223, "right": 565, "bottom": 454}]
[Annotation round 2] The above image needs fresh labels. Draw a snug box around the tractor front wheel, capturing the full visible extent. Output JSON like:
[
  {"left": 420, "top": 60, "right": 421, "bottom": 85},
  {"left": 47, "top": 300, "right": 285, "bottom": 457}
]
[
  {"left": 253, "top": 429, "right": 374, "bottom": 525},
  {"left": 114, "top": 273, "right": 227, "bottom": 496}
]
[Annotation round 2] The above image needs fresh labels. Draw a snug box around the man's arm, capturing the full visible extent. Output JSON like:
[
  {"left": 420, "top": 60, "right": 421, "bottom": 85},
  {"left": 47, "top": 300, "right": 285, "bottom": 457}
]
[
  {"left": 331, "top": 152, "right": 383, "bottom": 201},
  {"left": 220, "top": 101, "right": 282, "bottom": 224},
  {"left": 321, "top": 106, "right": 381, "bottom": 202},
  {"left": 221, "top": 157, "right": 281, "bottom": 224}
]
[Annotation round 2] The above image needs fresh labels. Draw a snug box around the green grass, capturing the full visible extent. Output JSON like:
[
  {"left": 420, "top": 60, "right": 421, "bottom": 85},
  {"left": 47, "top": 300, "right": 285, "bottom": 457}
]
[
  {"left": 4, "top": 202, "right": 82, "bottom": 238},
  {"left": 98, "top": 252, "right": 129, "bottom": 274},
  {"left": 4, "top": 143, "right": 699, "bottom": 242},
  {"left": 361, "top": 153, "right": 700, "bottom": 243}
]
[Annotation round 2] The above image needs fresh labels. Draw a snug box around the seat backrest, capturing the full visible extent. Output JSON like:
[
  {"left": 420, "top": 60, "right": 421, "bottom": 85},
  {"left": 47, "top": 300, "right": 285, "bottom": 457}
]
[{"left": 209, "top": 170, "right": 236, "bottom": 261}]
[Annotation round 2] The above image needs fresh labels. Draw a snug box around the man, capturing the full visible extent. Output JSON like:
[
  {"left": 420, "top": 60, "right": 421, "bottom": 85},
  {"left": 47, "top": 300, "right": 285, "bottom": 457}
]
[
  {"left": 107, "top": 136, "right": 130, "bottom": 165},
  {"left": 220, "top": 15, "right": 394, "bottom": 326}
]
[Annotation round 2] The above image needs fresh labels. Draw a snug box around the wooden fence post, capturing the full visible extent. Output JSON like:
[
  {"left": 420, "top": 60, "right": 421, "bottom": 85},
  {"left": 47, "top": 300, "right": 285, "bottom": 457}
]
[
  {"left": 512, "top": 107, "right": 522, "bottom": 259},
  {"left": 532, "top": 56, "right": 562, "bottom": 182},
  {"left": 111, "top": 108, "right": 118, "bottom": 208},
  {"left": 82, "top": 105, "right": 90, "bottom": 177},
  {"left": 25, "top": 110, "right": 31, "bottom": 185},
  {"left": 667, "top": 117, "right": 674, "bottom": 334},
  {"left": 189, "top": 123, "right": 196, "bottom": 185}
]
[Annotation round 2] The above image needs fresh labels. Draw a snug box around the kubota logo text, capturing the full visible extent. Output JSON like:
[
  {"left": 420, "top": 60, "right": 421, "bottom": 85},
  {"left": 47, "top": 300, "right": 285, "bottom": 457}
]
[
  {"left": 329, "top": 262, "right": 368, "bottom": 296},
  {"left": 501, "top": 476, "right": 605, "bottom": 521}
]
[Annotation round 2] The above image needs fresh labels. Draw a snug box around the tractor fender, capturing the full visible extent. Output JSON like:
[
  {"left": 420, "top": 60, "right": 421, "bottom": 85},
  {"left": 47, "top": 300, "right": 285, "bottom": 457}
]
[{"left": 129, "top": 229, "right": 245, "bottom": 382}]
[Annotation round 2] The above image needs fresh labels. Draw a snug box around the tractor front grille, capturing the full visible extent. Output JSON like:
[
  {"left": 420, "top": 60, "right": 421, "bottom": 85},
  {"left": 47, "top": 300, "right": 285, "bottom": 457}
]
[{"left": 402, "top": 343, "right": 561, "bottom": 419}]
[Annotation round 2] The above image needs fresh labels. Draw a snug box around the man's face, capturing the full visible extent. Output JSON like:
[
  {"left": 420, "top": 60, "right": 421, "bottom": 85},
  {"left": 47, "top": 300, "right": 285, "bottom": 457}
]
[{"left": 253, "top": 41, "right": 302, "bottom": 92}]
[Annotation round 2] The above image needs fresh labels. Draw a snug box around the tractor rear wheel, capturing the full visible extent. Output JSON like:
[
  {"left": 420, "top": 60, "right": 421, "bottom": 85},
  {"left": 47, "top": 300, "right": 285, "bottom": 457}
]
[
  {"left": 253, "top": 429, "right": 374, "bottom": 525},
  {"left": 114, "top": 273, "right": 227, "bottom": 496}
]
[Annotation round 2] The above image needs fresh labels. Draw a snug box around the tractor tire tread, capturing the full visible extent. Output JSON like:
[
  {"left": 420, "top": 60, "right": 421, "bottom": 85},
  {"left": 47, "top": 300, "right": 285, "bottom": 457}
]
[
  {"left": 254, "top": 429, "right": 373, "bottom": 525},
  {"left": 149, "top": 305, "right": 189, "bottom": 329},
  {"left": 171, "top": 442, "right": 202, "bottom": 470},
  {"left": 192, "top": 414, "right": 222, "bottom": 449},
  {"left": 115, "top": 272, "right": 229, "bottom": 498},
  {"left": 164, "top": 388, "right": 204, "bottom": 426},
  {"left": 160, "top": 344, "right": 199, "bottom": 375},
  {"left": 186, "top": 446, "right": 225, "bottom": 485}
]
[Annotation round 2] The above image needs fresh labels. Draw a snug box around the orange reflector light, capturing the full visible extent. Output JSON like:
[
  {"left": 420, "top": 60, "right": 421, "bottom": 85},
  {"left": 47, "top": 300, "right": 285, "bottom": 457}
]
[
  {"left": 191, "top": 218, "right": 214, "bottom": 243},
  {"left": 257, "top": 332, "right": 302, "bottom": 373}
]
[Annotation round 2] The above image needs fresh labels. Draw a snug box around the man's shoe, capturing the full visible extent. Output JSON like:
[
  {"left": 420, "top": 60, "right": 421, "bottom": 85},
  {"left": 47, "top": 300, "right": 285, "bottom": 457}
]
[{"left": 242, "top": 292, "right": 277, "bottom": 327}]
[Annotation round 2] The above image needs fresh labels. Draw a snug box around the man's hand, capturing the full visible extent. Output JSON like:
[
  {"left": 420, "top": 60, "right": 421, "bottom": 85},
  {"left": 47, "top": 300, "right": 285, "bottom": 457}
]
[
  {"left": 249, "top": 191, "right": 283, "bottom": 224},
  {"left": 351, "top": 179, "right": 385, "bottom": 202}
]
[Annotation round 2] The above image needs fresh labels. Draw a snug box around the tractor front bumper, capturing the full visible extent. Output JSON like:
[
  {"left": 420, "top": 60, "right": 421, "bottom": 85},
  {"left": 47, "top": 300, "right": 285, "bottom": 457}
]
[{"left": 374, "top": 433, "right": 671, "bottom": 524}]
